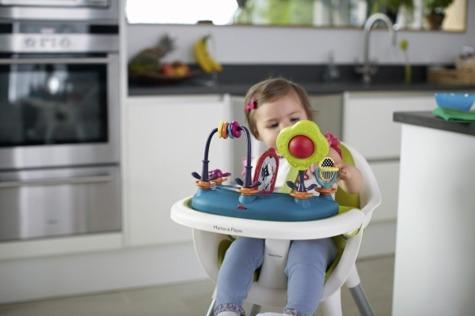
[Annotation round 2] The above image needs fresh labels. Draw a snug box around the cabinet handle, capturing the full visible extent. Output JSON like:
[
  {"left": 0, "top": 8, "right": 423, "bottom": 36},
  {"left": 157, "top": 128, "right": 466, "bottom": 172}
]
[
  {"left": 0, "top": 57, "right": 109, "bottom": 65},
  {"left": 0, "top": 174, "right": 113, "bottom": 189}
]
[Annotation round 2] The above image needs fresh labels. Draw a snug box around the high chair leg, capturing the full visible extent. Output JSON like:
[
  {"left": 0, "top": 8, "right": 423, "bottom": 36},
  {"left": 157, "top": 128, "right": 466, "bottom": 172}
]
[
  {"left": 206, "top": 287, "right": 217, "bottom": 316},
  {"left": 249, "top": 304, "right": 261, "bottom": 316},
  {"left": 320, "top": 288, "right": 342, "bottom": 316},
  {"left": 345, "top": 265, "right": 374, "bottom": 316},
  {"left": 206, "top": 298, "right": 215, "bottom": 316},
  {"left": 348, "top": 285, "right": 374, "bottom": 316}
]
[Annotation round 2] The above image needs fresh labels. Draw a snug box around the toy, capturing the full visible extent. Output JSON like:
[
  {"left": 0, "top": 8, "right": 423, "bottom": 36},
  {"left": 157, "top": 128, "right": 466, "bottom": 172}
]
[
  {"left": 190, "top": 120, "right": 340, "bottom": 221},
  {"left": 314, "top": 157, "right": 339, "bottom": 196}
]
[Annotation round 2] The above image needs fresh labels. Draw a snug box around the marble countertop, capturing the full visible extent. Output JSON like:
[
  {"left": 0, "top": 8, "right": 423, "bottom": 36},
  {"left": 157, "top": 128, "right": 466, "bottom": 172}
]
[{"left": 393, "top": 111, "right": 475, "bottom": 136}]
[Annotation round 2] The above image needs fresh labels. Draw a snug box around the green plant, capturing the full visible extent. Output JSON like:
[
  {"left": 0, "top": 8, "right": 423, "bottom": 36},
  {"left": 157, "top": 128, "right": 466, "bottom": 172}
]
[
  {"left": 399, "top": 39, "right": 412, "bottom": 84},
  {"left": 128, "top": 34, "right": 175, "bottom": 74},
  {"left": 387, "top": 0, "right": 414, "bottom": 11},
  {"left": 371, "top": 0, "right": 414, "bottom": 14},
  {"left": 424, "top": 0, "right": 454, "bottom": 13}
]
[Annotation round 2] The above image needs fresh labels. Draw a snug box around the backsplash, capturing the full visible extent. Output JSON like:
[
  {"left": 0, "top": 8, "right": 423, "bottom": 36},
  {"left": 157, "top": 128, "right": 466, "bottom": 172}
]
[{"left": 127, "top": 1, "right": 474, "bottom": 66}]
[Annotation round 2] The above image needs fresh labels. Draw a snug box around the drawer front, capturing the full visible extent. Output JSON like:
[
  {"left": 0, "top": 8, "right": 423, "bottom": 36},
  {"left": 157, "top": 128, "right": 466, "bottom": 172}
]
[
  {"left": 0, "top": 166, "right": 121, "bottom": 242},
  {"left": 343, "top": 92, "right": 434, "bottom": 159},
  {"left": 370, "top": 161, "right": 399, "bottom": 222}
]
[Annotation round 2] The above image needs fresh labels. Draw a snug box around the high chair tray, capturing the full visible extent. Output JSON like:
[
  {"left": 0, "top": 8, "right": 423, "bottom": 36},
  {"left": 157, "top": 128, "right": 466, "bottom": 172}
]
[
  {"left": 191, "top": 186, "right": 338, "bottom": 221},
  {"left": 171, "top": 197, "right": 365, "bottom": 240}
]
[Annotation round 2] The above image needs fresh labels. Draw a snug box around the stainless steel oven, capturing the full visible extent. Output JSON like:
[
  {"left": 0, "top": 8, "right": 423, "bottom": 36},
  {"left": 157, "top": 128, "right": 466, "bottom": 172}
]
[{"left": 0, "top": 1, "right": 121, "bottom": 242}]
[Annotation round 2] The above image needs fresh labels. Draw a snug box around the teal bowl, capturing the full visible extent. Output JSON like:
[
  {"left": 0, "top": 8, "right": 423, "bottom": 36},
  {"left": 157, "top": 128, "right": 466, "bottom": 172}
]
[{"left": 434, "top": 92, "right": 475, "bottom": 112}]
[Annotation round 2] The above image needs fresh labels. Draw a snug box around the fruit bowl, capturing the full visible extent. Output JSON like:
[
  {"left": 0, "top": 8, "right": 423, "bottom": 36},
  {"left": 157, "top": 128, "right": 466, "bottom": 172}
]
[
  {"left": 129, "top": 68, "right": 201, "bottom": 86},
  {"left": 129, "top": 71, "right": 194, "bottom": 85},
  {"left": 129, "top": 61, "right": 197, "bottom": 85},
  {"left": 434, "top": 92, "right": 475, "bottom": 112}
]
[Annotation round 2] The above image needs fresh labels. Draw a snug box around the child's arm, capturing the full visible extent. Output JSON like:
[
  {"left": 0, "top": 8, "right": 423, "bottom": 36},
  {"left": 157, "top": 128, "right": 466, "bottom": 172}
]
[{"left": 328, "top": 148, "right": 362, "bottom": 194}]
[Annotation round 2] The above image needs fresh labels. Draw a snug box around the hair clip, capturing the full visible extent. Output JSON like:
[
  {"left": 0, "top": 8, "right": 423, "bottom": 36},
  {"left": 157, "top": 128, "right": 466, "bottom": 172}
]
[{"left": 245, "top": 99, "right": 257, "bottom": 114}]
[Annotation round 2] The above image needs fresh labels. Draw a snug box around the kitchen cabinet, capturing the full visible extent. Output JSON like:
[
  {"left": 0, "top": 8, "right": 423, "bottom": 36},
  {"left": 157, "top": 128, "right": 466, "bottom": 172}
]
[
  {"left": 370, "top": 160, "right": 400, "bottom": 222},
  {"left": 342, "top": 92, "right": 435, "bottom": 159},
  {"left": 124, "top": 95, "right": 233, "bottom": 246},
  {"left": 309, "top": 94, "right": 343, "bottom": 139},
  {"left": 392, "top": 116, "right": 475, "bottom": 315},
  {"left": 342, "top": 92, "right": 435, "bottom": 224}
]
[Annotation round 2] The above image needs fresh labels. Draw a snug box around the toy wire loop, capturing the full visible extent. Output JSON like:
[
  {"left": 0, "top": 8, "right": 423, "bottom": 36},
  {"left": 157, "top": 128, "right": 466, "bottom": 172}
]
[{"left": 193, "top": 120, "right": 254, "bottom": 190}]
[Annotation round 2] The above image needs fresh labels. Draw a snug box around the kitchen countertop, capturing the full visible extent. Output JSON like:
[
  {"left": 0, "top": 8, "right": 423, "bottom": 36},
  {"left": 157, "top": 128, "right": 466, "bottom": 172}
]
[
  {"left": 129, "top": 82, "right": 475, "bottom": 97},
  {"left": 128, "top": 64, "right": 475, "bottom": 97},
  {"left": 393, "top": 111, "right": 475, "bottom": 136}
]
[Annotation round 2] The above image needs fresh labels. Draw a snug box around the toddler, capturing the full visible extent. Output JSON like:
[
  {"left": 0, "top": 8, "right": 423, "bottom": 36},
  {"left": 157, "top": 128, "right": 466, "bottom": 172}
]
[{"left": 214, "top": 78, "right": 362, "bottom": 316}]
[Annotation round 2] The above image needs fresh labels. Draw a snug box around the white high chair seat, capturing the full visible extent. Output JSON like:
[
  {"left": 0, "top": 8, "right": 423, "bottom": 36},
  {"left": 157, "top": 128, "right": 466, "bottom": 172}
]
[{"left": 170, "top": 143, "right": 381, "bottom": 316}]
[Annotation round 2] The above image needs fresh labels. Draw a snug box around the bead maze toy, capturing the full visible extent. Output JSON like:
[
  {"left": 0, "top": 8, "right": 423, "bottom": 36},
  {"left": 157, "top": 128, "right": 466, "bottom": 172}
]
[{"left": 190, "top": 119, "right": 341, "bottom": 221}]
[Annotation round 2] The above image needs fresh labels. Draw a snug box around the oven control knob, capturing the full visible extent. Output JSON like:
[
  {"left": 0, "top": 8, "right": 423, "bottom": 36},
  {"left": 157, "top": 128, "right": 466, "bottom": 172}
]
[{"left": 24, "top": 37, "right": 36, "bottom": 48}]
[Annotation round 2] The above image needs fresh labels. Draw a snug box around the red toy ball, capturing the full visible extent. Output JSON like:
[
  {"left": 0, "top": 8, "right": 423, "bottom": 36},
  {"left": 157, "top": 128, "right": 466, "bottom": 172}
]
[{"left": 288, "top": 135, "right": 314, "bottom": 159}]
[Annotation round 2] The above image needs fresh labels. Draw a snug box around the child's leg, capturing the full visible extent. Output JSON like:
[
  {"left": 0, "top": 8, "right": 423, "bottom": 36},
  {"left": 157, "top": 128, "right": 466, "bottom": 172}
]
[
  {"left": 214, "top": 237, "right": 265, "bottom": 316},
  {"left": 284, "top": 238, "right": 337, "bottom": 316}
]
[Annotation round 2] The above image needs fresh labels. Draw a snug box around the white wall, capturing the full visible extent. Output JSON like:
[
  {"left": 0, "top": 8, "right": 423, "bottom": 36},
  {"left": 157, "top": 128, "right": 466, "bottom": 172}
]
[{"left": 127, "top": 1, "right": 475, "bottom": 65}]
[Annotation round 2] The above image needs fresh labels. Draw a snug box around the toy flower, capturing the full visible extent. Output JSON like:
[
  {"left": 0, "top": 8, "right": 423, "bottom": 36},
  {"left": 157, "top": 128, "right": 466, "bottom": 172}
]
[{"left": 276, "top": 120, "right": 329, "bottom": 170}]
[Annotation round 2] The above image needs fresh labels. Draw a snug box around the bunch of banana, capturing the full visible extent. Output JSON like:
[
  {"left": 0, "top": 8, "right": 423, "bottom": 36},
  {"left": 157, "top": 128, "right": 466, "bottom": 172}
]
[{"left": 193, "top": 35, "right": 223, "bottom": 74}]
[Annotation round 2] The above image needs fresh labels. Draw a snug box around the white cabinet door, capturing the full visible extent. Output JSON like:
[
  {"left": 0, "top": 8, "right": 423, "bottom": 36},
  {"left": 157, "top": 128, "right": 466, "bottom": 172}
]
[
  {"left": 370, "top": 161, "right": 400, "bottom": 222},
  {"left": 125, "top": 95, "right": 232, "bottom": 246},
  {"left": 342, "top": 92, "right": 434, "bottom": 159},
  {"left": 309, "top": 94, "right": 343, "bottom": 139}
]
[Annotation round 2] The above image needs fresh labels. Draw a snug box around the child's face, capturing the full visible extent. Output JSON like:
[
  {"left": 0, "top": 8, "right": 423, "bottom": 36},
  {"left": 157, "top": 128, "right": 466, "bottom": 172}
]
[{"left": 254, "top": 90, "right": 309, "bottom": 149}]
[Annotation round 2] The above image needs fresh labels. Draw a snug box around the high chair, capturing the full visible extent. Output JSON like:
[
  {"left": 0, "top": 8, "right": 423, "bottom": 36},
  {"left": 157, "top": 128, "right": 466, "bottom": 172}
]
[{"left": 171, "top": 142, "right": 381, "bottom": 316}]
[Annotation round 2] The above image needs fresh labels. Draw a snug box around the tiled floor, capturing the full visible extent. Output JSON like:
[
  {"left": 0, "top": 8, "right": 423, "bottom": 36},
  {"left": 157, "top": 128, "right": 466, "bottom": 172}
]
[{"left": 0, "top": 256, "right": 394, "bottom": 316}]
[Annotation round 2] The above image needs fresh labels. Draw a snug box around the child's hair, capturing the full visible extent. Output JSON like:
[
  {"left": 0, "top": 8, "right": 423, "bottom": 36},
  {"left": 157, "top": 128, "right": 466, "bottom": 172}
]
[{"left": 244, "top": 77, "right": 313, "bottom": 138}]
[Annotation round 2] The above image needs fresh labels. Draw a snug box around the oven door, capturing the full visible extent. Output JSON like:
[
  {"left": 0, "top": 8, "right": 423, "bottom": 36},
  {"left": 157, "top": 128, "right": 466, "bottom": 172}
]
[
  {"left": 0, "top": 165, "right": 121, "bottom": 241},
  {"left": 0, "top": 55, "right": 119, "bottom": 169}
]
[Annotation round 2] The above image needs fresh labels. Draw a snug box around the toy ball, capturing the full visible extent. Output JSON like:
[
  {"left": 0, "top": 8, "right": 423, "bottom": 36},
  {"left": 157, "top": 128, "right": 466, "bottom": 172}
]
[{"left": 288, "top": 135, "right": 314, "bottom": 159}]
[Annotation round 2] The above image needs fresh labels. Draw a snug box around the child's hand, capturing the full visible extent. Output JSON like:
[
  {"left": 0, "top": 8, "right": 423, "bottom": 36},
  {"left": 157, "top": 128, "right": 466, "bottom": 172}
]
[
  {"left": 309, "top": 163, "right": 317, "bottom": 174},
  {"left": 337, "top": 164, "right": 351, "bottom": 181},
  {"left": 335, "top": 162, "right": 362, "bottom": 194}
]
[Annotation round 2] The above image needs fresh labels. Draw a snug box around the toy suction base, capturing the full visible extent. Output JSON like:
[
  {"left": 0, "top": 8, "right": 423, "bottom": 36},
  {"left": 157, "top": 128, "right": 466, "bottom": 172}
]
[{"left": 191, "top": 185, "right": 338, "bottom": 221}]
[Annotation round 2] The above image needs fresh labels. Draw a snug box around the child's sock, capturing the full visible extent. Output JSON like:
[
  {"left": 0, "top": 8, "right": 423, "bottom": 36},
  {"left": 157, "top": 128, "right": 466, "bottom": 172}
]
[
  {"left": 257, "top": 309, "right": 302, "bottom": 316},
  {"left": 216, "top": 312, "right": 240, "bottom": 316},
  {"left": 214, "top": 303, "right": 245, "bottom": 316}
]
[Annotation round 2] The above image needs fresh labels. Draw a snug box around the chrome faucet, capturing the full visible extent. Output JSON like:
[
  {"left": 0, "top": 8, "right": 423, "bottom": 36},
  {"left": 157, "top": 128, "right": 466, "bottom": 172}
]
[{"left": 357, "top": 13, "right": 398, "bottom": 84}]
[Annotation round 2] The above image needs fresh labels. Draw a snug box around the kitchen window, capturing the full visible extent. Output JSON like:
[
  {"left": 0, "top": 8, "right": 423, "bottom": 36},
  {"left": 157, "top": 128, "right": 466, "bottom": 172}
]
[{"left": 125, "top": 0, "right": 237, "bottom": 25}]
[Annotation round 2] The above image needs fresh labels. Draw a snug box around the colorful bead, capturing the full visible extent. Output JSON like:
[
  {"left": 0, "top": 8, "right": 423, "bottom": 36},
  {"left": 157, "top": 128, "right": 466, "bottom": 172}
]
[{"left": 230, "top": 121, "right": 242, "bottom": 138}]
